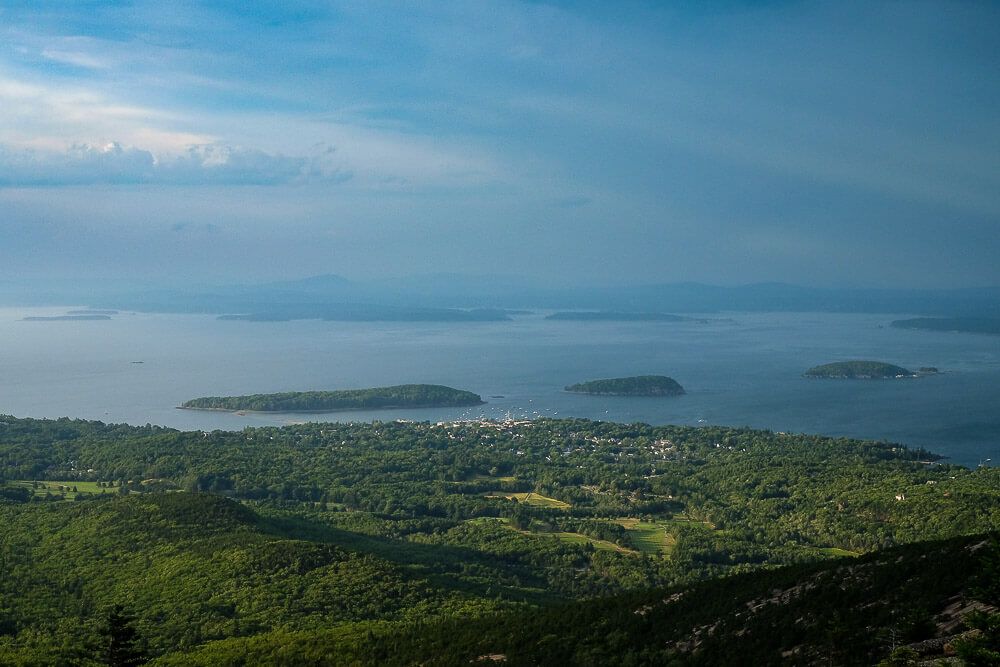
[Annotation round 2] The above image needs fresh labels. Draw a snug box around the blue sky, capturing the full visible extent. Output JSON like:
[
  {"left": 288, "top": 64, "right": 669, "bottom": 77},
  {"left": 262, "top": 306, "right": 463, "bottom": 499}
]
[{"left": 0, "top": 1, "right": 998, "bottom": 287}]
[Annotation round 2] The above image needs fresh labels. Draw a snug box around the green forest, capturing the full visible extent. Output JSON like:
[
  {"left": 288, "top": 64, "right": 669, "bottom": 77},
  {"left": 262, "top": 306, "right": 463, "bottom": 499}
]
[
  {"left": 1, "top": 415, "right": 998, "bottom": 664},
  {"left": 180, "top": 385, "right": 484, "bottom": 412}
]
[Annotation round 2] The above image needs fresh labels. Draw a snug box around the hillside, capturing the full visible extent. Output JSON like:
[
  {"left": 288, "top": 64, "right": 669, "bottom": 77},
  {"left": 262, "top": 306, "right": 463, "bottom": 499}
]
[
  {"left": 1, "top": 415, "right": 998, "bottom": 664},
  {"left": 0, "top": 493, "right": 527, "bottom": 664},
  {"left": 158, "top": 533, "right": 1000, "bottom": 666},
  {"left": 180, "top": 384, "right": 484, "bottom": 412}
]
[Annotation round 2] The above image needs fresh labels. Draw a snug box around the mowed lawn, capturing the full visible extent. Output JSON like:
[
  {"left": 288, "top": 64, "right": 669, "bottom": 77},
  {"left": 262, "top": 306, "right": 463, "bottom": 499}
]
[
  {"left": 614, "top": 518, "right": 676, "bottom": 556},
  {"left": 485, "top": 491, "right": 570, "bottom": 509},
  {"left": 472, "top": 474, "right": 517, "bottom": 483},
  {"left": 8, "top": 479, "right": 180, "bottom": 500},
  {"left": 10, "top": 480, "right": 111, "bottom": 499},
  {"left": 550, "top": 531, "right": 636, "bottom": 554}
]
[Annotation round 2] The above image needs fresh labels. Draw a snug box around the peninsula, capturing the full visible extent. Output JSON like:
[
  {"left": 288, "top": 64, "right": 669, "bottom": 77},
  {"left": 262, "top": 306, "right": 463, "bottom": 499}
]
[
  {"left": 180, "top": 384, "right": 484, "bottom": 412},
  {"left": 804, "top": 361, "right": 915, "bottom": 379},
  {"left": 565, "top": 375, "right": 686, "bottom": 396}
]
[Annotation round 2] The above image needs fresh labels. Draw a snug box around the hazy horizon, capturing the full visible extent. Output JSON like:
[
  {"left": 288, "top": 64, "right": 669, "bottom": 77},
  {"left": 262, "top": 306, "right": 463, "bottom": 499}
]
[{"left": 2, "top": 1, "right": 999, "bottom": 289}]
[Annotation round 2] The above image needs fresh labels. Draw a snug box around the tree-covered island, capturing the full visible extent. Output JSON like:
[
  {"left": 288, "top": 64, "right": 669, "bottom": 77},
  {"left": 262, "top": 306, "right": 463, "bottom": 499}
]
[
  {"left": 546, "top": 311, "right": 691, "bottom": 322},
  {"left": 180, "top": 384, "right": 484, "bottom": 412},
  {"left": 804, "top": 361, "right": 915, "bottom": 379},
  {"left": 565, "top": 375, "right": 686, "bottom": 396}
]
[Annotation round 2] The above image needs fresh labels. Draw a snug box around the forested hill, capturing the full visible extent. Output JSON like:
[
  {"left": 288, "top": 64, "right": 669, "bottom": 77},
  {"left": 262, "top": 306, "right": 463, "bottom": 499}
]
[
  {"left": 565, "top": 375, "right": 686, "bottom": 396},
  {"left": 162, "top": 532, "right": 1000, "bottom": 666},
  {"left": 1, "top": 415, "right": 998, "bottom": 664},
  {"left": 179, "top": 384, "right": 484, "bottom": 412}
]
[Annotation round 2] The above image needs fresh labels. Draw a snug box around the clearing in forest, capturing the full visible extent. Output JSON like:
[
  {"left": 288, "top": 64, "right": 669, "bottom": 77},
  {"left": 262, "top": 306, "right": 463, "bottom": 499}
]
[
  {"left": 485, "top": 491, "right": 570, "bottom": 509},
  {"left": 613, "top": 518, "right": 676, "bottom": 555}
]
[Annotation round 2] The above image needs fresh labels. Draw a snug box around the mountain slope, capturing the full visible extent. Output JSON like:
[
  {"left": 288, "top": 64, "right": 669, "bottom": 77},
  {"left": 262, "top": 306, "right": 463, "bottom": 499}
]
[{"left": 157, "top": 533, "right": 1000, "bottom": 666}]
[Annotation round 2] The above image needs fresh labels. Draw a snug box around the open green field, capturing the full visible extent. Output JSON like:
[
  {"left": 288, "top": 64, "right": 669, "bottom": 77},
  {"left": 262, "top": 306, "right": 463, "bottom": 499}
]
[
  {"left": 550, "top": 531, "right": 636, "bottom": 554},
  {"left": 9, "top": 480, "right": 110, "bottom": 499},
  {"left": 7, "top": 480, "right": 179, "bottom": 500},
  {"left": 472, "top": 474, "right": 517, "bottom": 483},
  {"left": 613, "top": 518, "right": 676, "bottom": 555},
  {"left": 485, "top": 491, "right": 570, "bottom": 509}
]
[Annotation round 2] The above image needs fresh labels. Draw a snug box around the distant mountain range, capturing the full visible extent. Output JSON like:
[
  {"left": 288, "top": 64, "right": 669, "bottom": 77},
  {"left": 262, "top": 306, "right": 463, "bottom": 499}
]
[{"left": 2, "top": 274, "right": 999, "bottom": 320}]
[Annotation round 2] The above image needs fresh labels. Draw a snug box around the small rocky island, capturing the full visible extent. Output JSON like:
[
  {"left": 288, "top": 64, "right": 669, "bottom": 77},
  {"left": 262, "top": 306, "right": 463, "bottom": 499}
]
[
  {"left": 804, "top": 361, "right": 917, "bottom": 379},
  {"left": 565, "top": 375, "right": 686, "bottom": 397},
  {"left": 180, "top": 384, "right": 484, "bottom": 412}
]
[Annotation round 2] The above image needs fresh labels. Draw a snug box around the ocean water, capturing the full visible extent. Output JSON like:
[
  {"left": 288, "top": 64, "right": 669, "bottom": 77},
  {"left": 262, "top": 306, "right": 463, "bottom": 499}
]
[{"left": 1, "top": 307, "right": 997, "bottom": 467}]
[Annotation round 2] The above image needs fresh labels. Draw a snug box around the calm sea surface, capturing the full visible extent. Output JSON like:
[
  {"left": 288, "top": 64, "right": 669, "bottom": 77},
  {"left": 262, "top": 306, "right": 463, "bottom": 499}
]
[{"left": 1, "top": 307, "right": 997, "bottom": 467}]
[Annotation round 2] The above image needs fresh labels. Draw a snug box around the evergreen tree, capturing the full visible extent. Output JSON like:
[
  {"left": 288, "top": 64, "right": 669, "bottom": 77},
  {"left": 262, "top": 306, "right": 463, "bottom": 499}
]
[{"left": 101, "top": 605, "right": 146, "bottom": 667}]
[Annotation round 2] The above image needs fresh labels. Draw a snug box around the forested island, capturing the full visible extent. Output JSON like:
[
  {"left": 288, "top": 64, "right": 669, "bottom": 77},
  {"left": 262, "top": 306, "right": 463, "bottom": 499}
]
[
  {"left": 180, "top": 384, "right": 484, "bottom": 412},
  {"left": 22, "top": 314, "right": 112, "bottom": 321},
  {"left": 0, "top": 415, "right": 998, "bottom": 664},
  {"left": 218, "top": 305, "right": 510, "bottom": 322},
  {"left": 546, "top": 311, "right": 691, "bottom": 322},
  {"left": 891, "top": 316, "right": 1000, "bottom": 335},
  {"left": 565, "top": 375, "right": 686, "bottom": 396},
  {"left": 804, "top": 361, "right": 915, "bottom": 379}
]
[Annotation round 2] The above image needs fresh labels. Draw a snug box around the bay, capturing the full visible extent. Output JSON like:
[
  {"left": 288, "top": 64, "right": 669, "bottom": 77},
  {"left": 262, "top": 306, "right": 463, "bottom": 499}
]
[{"left": 1, "top": 307, "right": 997, "bottom": 467}]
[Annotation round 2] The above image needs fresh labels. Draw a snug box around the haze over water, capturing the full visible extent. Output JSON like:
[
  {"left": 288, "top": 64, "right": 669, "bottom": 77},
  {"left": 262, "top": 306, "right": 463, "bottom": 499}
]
[{"left": 2, "top": 307, "right": 997, "bottom": 467}]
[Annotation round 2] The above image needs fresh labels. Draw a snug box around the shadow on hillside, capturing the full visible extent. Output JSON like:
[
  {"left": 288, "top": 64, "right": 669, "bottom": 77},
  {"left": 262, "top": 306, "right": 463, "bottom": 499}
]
[{"left": 257, "top": 512, "right": 560, "bottom": 606}]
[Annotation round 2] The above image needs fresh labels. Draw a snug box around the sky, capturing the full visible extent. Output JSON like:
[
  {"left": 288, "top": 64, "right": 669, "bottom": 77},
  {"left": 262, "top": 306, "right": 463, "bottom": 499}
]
[{"left": 0, "top": 0, "right": 998, "bottom": 289}]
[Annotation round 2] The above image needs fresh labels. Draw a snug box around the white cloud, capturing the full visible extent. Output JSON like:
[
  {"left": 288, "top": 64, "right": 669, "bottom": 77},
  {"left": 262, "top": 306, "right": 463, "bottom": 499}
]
[
  {"left": 39, "top": 48, "right": 109, "bottom": 70},
  {"left": 0, "top": 142, "right": 354, "bottom": 187},
  {"left": 0, "top": 71, "right": 205, "bottom": 153},
  {"left": 0, "top": 61, "right": 509, "bottom": 191}
]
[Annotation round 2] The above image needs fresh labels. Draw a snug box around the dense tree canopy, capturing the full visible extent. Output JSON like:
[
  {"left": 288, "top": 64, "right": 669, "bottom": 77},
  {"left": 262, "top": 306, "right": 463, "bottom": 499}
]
[{"left": 0, "top": 414, "right": 997, "bottom": 664}]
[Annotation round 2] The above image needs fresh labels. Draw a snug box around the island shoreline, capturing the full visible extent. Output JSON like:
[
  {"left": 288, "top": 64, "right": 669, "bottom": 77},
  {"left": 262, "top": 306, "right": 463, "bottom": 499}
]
[{"left": 177, "top": 401, "right": 486, "bottom": 414}]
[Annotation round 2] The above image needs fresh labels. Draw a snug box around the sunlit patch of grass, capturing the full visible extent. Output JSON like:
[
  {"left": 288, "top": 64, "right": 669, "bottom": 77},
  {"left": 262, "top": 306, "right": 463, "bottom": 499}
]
[{"left": 484, "top": 491, "right": 570, "bottom": 509}]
